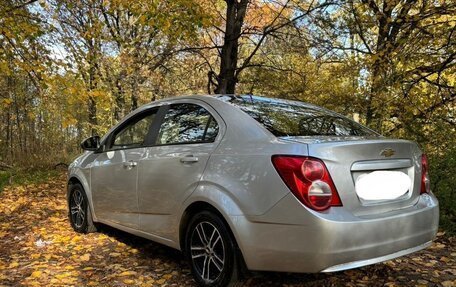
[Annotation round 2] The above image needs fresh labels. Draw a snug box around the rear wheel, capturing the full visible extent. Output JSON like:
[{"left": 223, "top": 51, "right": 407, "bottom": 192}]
[
  {"left": 185, "top": 211, "right": 242, "bottom": 287},
  {"left": 68, "top": 183, "right": 97, "bottom": 233}
]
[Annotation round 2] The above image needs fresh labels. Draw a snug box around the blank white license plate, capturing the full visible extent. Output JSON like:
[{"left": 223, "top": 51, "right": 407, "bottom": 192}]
[{"left": 355, "top": 170, "right": 411, "bottom": 201}]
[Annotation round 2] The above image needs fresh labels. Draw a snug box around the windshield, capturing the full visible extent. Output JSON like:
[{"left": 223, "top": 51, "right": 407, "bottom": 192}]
[{"left": 218, "top": 95, "right": 378, "bottom": 137}]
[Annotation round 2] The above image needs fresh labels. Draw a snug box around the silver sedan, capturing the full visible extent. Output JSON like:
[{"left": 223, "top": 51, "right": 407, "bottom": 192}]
[{"left": 68, "top": 95, "right": 439, "bottom": 287}]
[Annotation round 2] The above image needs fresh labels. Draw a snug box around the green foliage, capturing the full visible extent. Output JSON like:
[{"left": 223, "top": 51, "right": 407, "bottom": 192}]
[{"left": 430, "top": 149, "right": 456, "bottom": 235}]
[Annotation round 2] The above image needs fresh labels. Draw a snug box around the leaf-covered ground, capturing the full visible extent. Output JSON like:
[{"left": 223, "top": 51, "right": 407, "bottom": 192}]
[{"left": 0, "top": 174, "right": 455, "bottom": 287}]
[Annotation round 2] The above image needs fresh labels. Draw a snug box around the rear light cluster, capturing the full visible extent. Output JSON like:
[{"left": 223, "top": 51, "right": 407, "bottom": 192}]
[
  {"left": 420, "top": 154, "right": 430, "bottom": 194},
  {"left": 272, "top": 155, "right": 342, "bottom": 211}
]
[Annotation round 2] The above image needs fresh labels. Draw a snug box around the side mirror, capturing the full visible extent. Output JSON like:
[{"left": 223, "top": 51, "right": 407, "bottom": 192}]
[{"left": 81, "top": 136, "right": 100, "bottom": 151}]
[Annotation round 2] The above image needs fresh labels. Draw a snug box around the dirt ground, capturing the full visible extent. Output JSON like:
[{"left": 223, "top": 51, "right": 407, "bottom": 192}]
[{"left": 0, "top": 174, "right": 455, "bottom": 287}]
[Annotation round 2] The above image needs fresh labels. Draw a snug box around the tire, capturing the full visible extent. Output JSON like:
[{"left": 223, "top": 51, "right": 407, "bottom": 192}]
[
  {"left": 68, "top": 183, "right": 97, "bottom": 233},
  {"left": 185, "top": 211, "right": 243, "bottom": 287}
]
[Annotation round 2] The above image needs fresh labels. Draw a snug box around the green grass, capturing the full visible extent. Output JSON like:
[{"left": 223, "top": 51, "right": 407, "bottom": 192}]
[
  {"left": 0, "top": 169, "right": 60, "bottom": 193},
  {"left": 0, "top": 171, "right": 12, "bottom": 192}
]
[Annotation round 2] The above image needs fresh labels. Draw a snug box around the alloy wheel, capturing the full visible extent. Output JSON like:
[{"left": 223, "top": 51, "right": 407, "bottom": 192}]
[
  {"left": 190, "top": 221, "right": 226, "bottom": 283},
  {"left": 70, "top": 189, "right": 85, "bottom": 229}
]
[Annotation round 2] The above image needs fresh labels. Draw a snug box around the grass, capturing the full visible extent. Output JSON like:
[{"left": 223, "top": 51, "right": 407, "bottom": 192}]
[
  {"left": 0, "top": 169, "right": 60, "bottom": 193},
  {"left": 0, "top": 171, "right": 11, "bottom": 192}
]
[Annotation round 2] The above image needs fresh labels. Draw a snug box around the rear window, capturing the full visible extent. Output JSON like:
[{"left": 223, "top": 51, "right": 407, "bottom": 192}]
[{"left": 219, "top": 95, "right": 377, "bottom": 137}]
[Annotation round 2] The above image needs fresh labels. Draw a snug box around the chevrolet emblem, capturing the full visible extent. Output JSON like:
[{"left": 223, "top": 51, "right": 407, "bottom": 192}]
[{"left": 380, "top": 148, "right": 395, "bottom": 157}]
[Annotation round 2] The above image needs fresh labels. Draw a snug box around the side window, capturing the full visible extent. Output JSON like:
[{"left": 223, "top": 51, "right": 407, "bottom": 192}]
[
  {"left": 156, "top": 103, "right": 219, "bottom": 145},
  {"left": 111, "top": 110, "right": 157, "bottom": 149}
]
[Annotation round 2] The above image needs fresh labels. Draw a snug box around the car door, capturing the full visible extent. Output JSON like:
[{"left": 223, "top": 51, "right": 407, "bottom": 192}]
[
  {"left": 91, "top": 107, "right": 159, "bottom": 229},
  {"left": 137, "top": 101, "right": 223, "bottom": 239}
]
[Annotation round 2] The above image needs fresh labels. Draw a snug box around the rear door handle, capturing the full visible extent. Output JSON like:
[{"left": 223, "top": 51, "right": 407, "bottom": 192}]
[
  {"left": 123, "top": 160, "right": 138, "bottom": 168},
  {"left": 180, "top": 155, "right": 199, "bottom": 163}
]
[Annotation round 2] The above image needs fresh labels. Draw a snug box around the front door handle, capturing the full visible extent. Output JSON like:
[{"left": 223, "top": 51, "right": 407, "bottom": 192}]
[
  {"left": 180, "top": 155, "right": 199, "bottom": 163},
  {"left": 123, "top": 160, "right": 138, "bottom": 169}
]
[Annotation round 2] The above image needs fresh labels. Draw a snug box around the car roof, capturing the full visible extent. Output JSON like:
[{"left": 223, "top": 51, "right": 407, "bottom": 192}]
[{"left": 140, "top": 94, "right": 324, "bottom": 111}]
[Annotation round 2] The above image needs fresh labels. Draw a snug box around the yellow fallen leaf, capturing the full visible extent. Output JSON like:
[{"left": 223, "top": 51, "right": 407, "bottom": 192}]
[
  {"left": 442, "top": 281, "right": 455, "bottom": 287},
  {"left": 55, "top": 273, "right": 70, "bottom": 279},
  {"left": 80, "top": 253, "right": 91, "bottom": 261},
  {"left": 118, "top": 271, "right": 137, "bottom": 277},
  {"left": 9, "top": 262, "right": 19, "bottom": 268},
  {"left": 123, "top": 279, "right": 135, "bottom": 284},
  {"left": 82, "top": 267, "right": 94, "bottom": 271},
  {"left": 30, "top": 270, "right": 42, "bottom": 278}
]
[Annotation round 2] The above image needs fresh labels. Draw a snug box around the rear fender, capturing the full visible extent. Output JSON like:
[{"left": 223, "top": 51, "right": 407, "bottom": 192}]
[{"left": 177, "top": 182, "right": 246, "bottom": 253}]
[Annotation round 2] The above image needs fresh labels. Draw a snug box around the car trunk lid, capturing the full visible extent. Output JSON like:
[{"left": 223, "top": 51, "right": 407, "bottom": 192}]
[{"left": 279, "top": 136, "right": 422, "bottom": 216}]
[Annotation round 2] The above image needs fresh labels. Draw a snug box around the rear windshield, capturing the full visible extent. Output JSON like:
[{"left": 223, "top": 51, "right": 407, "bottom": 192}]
[{"left": 219, "top": 95, "right": 377, "bottom": 137}]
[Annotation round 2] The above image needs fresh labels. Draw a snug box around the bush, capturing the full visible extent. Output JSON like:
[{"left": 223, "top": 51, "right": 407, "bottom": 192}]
[{"left": 430, "top": 149, "right": 456, "bottom": 235}]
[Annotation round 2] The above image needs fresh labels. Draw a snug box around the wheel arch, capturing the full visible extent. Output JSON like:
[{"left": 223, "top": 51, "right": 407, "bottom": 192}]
[
  {"left": 179, "top": 201, "right": 228, "bottom": 251},
  {"left": 178, "top": 200, "right": 248, "bottom": 274},
  {"left": 67, "top": 172, "right": 97, "bottom": 221}
]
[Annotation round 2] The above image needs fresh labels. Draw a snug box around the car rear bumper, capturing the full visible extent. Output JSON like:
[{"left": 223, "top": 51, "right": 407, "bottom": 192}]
[{"left": 231, "top": 193, "right": 439, "bottom": 273}]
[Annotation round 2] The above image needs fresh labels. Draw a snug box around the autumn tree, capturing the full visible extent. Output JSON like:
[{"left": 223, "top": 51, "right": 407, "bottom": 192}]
[
  {"left": 204, "top": 0, "right": 337, "bottom": 94},
  {"left": 99, "top": 0, "right": 211, "bottom": 119},
  {"left": 52, "top": 0, "right": 106, "bottom": 135},
  {"left": 0, "top": 0, "right": 52, "bottom": 164},
  {"left": 309, "top": 0, "right": 455, "bottom": 131}
]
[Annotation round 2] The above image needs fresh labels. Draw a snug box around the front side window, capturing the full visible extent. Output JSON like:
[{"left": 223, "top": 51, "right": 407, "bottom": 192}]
[
  {"left": 157, "top": 103, "right": 219, "bottom": 145},
  {"left": 111, "top": 110, "right": 156, "bottom": 149}
]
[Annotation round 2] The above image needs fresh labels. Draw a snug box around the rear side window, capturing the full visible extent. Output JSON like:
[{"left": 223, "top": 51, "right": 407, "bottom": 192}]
[
  {"left": 156, "top": 103, "right": 219, "bottom": 145},
  {"left": 219, "top": 95, "right": 377, "bottom": 137}
]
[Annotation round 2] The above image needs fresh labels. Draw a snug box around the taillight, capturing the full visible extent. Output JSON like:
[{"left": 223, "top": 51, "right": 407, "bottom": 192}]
[
  {"left": 271, "top": 155, "right": 342, "bottom": 211},
  {"left": 420, "top": 154, "right": 430, "bottom": 194}
]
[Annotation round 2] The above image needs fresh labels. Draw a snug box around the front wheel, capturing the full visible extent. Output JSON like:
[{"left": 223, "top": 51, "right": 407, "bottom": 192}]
[
  {"left": 185, "top": 211, "right": 242, "bottom": 287},
  {"left": 68, "top": 183, "right": 97, "bottom": 233}
]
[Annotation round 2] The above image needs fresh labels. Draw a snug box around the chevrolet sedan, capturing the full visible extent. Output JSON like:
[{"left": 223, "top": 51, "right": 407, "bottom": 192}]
[{"left": 68, "top": 95, "right": 439, "bottom": 287}]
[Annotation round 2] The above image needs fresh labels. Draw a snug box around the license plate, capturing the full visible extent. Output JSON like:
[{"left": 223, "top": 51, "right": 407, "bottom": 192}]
[{"left": 355, "top": 170, "right": 411, "bottom": 201}]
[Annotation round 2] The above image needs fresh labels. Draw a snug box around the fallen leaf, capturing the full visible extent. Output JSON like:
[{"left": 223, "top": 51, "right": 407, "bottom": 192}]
[
  {"left": 30, "top": 270, "right": 42, "bottom": 278},
  {"left": 80, "top": 253, "right": 91, "bottom": 261}
]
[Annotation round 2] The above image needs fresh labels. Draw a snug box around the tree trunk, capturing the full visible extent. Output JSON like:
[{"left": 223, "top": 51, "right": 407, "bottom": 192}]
[
  {"left": 87, "top": 37, "right": 100, "bottom": 136},
  {"left": 88, "top": 96, "right": 98, "bottom": 136},
  {"left": 131, "top": 77, "right": 139, "bottom": 111},
  {"left": 113, "top": 77, "right": 125, "bottom": 121},
  {"left": 215, "top": 0, "right": 248, "bottom": 94}
]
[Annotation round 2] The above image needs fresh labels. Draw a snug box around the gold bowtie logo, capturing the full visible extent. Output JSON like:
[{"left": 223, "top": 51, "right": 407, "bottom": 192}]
[{"left": 380, "top": 148, "right": 395, "bottom": 157}]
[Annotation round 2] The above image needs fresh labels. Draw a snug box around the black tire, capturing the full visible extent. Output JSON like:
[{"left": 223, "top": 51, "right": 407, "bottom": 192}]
[
  {"left": 185, "top": 211, "right": 243, "bottom": 287},
  {"left": 68, "top": 183, "right": 97, "bottom": 233}
]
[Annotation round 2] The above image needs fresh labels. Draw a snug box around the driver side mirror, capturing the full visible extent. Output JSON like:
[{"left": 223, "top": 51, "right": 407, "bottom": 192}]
[{"left": 81, "top": 136, "right": 100, "bottom": 151}]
